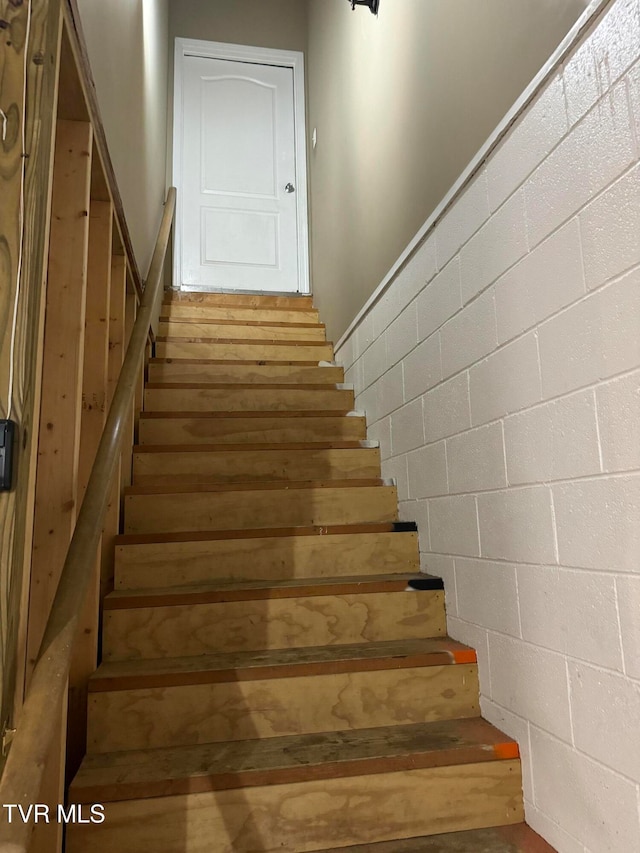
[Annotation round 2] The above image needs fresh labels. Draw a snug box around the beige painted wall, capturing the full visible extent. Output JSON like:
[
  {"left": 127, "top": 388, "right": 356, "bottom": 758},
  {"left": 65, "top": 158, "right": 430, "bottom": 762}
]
[
  {"left": 169, "top": 0, "right": 307, "bottom": 52},
  {"left": 76, "top": 0, "right": 170, "bottom": 276},
  {"left": 308, "top": 0, "right": 589, "bottom": 338}
]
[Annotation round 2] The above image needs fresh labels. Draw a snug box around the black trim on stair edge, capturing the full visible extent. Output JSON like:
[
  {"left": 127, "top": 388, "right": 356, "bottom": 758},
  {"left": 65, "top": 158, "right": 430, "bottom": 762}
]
[{"left": 392, "top": 521, "right": 418, "bottom": 532}]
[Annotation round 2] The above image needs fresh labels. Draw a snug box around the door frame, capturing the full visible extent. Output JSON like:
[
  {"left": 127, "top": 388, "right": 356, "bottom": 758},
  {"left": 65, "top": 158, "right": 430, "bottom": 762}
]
[{"left": 172, "top": 38, "right": 311, "bottom": 295}]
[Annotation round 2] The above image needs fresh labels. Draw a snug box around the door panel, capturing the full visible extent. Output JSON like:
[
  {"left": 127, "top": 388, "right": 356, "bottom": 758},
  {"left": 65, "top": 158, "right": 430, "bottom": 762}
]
[{"left": 181, "top": 56, "right": 299, "bottom": 293}]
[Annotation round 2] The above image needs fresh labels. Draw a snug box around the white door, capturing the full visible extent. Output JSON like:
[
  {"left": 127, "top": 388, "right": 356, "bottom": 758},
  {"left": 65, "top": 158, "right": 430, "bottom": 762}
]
[{"left": 179, "top": 55, "right": 302, "bottom": 293}]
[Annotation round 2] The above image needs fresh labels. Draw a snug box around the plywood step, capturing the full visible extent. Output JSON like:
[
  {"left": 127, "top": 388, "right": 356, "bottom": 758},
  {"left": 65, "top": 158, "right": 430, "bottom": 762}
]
[
  {"left": 148, "top": 360, "right": 344, "bottom": 385},
  {"left": 161, "top": 303, "right": 320, "bottom": 323},
  {"left": 114, "top": 524, "right": 420, "bottom": 589},
  {"left": 68, "top": 760, "right": 521, "bottom": 853},
  {"left": 314, "top": 824, "right": 556, "bottom": 853},
  {"left": 71, "top": 717, "right": 517, "bottom": 802},
  {"left": 86, "top": 638, "right": 479, "bottom": 753},
  {"left": 101, "top": 573, "right": 445, "bottom": 660},
  {"left": 164, "top": 292, "right": 314, "bottom": 309},
  {"left": 143, "top": 384, "right": 354, "bottom": 413},
  {"left": 138, "top": 412, "right": 367, "bottom": 445},
  {"left": 123, "top": 481, "right": 398, "bottom": 534},
  {"left": 158, "top": 319, "right": 326, "bottom": 342},
  {"left": 132, "top": 444, "right": 380, "bottom": 485},
  {"left": 156, "top": 338, "right": 334, "bottom": 362}
]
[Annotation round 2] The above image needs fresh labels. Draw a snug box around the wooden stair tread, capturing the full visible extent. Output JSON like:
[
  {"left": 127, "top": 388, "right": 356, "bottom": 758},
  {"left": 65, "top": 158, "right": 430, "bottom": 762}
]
[
  {"left": 159, "top": 316, "right": 324, "bottom": 329},
  {"left": 125, "top": 478, "right": 386, "bottom": 496},
  {"left": 104, "top": 573, "right": 444, "bottom": 608},
  {"left": 133, "top": 440, "right": 376, "bottom": 453},
  {"left": 139, "top": 409, "right": 363, "bottom": 419},
  {"left": 150, "top": 358, "right": 331, "bottom": 366},
  {"left": 157, "top": 335, "right": 330, "bottom": 346},
  {"left": 163, "top": 293, "right": 314, "bottom": 309},
  {"left": 315, "top": 824, "right": 556, "bottom": 853},
  {"left": 145, "top": 382, "right": 348, "bottom": 390},
  {"left": 89, "top": 637, "right": 476, "bottom": 691},
  {"left": 70, "top": 718, "right": 516, "bottom": 803},
  {"left": 115, "top": 520, "right": 417, "bottom": 546}
]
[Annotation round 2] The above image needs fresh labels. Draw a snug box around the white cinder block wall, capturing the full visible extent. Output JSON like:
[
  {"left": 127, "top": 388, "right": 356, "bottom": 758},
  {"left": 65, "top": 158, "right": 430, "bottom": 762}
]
[{"left": 336, "top": 2, "right": 640, "bottom": 850}]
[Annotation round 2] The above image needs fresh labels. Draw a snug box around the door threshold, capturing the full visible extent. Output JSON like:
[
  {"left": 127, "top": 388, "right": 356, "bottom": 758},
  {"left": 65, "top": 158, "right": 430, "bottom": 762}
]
[{"left": 175, "top": 285, "right": 311, "bottom": 298}]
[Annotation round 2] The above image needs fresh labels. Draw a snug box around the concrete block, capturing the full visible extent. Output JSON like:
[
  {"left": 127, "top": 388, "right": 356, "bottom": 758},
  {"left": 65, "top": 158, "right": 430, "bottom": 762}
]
[
  {"left": 423, "top": 372, "right": 471, "bottom": 443},
  {"left": 525, "top": 81, "right": 634, "bottom": 248},
  {"left": 386, "top": 302, "right": 418, "bottom": 367},
  {"left": 403, "top": 333, "right": 441, "bottom": 402},
  {"left": 416, "top": 257, "right": 462, "bottom": 340},
  {"left": 488, "top": 634, "right": 572, "bottom": 740},
  {"left": 410, "top": 498, "right": 430, "bottom": 551},
  {"left": 354, "top": 312, "right": 376, "bottom": 358},
  {"left": 460, "top": 190, "right": 529, "bottom": 304},
  {"left": 447, "top": 422, "right": 507, "bottom": 493},
  {"left": 553, "top": 474, "right": 640, "bottom": 572},
  {"left": 356, "top": 384, "right": 379, "bottom": 425},
  {"left": 517, "top": 565, "right": 623, "bottom": 669},
  {"left": 486, "top": 73, "right": 568, "bottom": 212},
  {"left": 538, "top": 269, "right": 640, "bottom": 399},
  {"left": 564, "top": 0, "right": 640, "bottom": 126},
  {"left": 596, "top": 370, "right": 640, "bottom": 472},
  {"left": 630, "top": 61, "right": 640, "bottom": 144},
  {"left": 440, "top": 289, "right": 497, "bottom": 378},
  {"left": 428, "top": 494, "right": 480, "bottom": 557},
  {"left": 504, "top": 390, "right": 601, "bottom": 485},
  {"left": 531, "top": 726, "right": 640, "bottom": 852},
  {"left": 616, "top": 574, "right": 640, "bottom": 679},
  {"left": 580, "top": 163, "right": 640, "bottom": 291},
  {"left": 495, "top": 218, "right": 585, "bottom": 344},
  {"left": 390, "top": 397, "right": 424, "bottom": 455},
  {"left": 376, "top": 361, "right": 404, "bottom": 419},
  {"left": 407, "top": 441, "right": 448, "bottom": 499},
  {"left": 455, "top": 558, "right": 520, "bottom": 636},
  {"left": 361, "top": 332, "right": 387, "bottom": 390},
  {"left": 569, "top": 661, "right": 640, "bottom": 781},
  {"left": 469, "top": 332, "right": 542, "bottom": 426},
  {"left": 477, "top": 486, "right": 556, "bottom": 564},
  {"left": 524, "top": 803, "right": 591, "bottom": 853},
  {"left": 435, "top": 170, "right": 490, "bottom": 268}
]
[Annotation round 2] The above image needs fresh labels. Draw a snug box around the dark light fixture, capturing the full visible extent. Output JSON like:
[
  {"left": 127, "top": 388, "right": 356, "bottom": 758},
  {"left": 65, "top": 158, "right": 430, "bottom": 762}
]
[{"left": 348, "top": 0, "right": 379, "bottom": 14}]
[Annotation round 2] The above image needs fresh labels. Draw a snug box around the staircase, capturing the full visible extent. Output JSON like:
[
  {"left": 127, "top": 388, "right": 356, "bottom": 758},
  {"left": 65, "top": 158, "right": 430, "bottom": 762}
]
[{"left": 67, "top": 292, "right": 553, "bottom": 853}]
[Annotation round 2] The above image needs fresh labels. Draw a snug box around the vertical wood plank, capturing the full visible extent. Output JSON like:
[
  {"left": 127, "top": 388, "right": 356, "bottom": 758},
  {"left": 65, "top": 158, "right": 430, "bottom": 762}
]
[
  {"left": 25, "top": 117, "right": 92, "bottom": 853},
  {"left": 67, "top": 198, "right": 112, "bottom": 779},
  {"left": 100, "top": 254, "right": 126, "bottom": 594},
  {"left": 121, "top": 292, "right": 136, "bottom": 490},
  {"left": 0, "top": 0, "right": 63, "bottom": 746}
]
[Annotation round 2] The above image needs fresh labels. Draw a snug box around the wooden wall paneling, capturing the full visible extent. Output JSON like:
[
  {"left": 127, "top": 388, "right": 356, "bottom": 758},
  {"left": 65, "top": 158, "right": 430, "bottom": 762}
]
[
  {"left": 67, "top": 196, "right": 113, "bottom": 780},
  {"left": 25, "top": 116, "right": 92, "bottom": 853},
  {"left": 100, "top": 254, "right": 126, "bottom": 593},
  {"left": 0, "top": 0, "right": 63, "bottom": 749}
]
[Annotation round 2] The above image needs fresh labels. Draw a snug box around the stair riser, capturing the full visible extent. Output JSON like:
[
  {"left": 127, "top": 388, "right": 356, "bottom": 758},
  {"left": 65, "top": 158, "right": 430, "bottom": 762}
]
[
  {"left": 156, "top": 341, "right": 334, "bottom": 362},
  {"left": 124, "top": 487, "right": 398, "bottom": 535},
  {"left": 164, "top": 294, "right": 314, "bottom": 309},
  {"left": 143, "top": 387, "right": 354, "bottom": 414},
  {"left": 115, "top": 532, "right": 420, "bottom": 589},
  {"left": 133, "top": 448, "right": 380, "bottom": 485},
  {"left": 102, "top": 590, "right": 446, "bottom": 660},
  {"left": 87, "top": 664, "right": 479, "bottom": 753},
  {"left": 162, "top": 304, "right": 319, "bottom": 323},
  {"left": 66, "top": 761, "right": 522, "bottom": 853},
  {"left": 158, "top": 321, "right": 326, "bottom": 342},
  {"left": 148, "top": 363, "right": 344, "bottom": 385},
  {"left": 138, "top": 416, "right": 367, "bottom": 446}
]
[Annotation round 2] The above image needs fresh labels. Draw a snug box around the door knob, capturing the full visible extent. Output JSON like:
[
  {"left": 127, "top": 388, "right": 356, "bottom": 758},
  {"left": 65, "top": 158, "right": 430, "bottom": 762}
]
[{"left": 285, "top": 183, "right": 295, "bottom": 193}]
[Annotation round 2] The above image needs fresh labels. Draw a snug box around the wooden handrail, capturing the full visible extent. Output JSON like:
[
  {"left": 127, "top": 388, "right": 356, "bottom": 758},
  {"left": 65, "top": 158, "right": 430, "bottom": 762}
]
[{"left": 0, "top": 187, "right": 176, "bottom": 853}]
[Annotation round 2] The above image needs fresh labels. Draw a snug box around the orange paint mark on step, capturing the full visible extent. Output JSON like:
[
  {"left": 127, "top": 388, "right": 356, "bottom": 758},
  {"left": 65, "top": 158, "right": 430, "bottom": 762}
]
[
  {"left": 493, "top": 741, "right": 520, "bottom": 760},
  {"left": 452, "top": 649, "right": 477, "bottom": 664}
]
